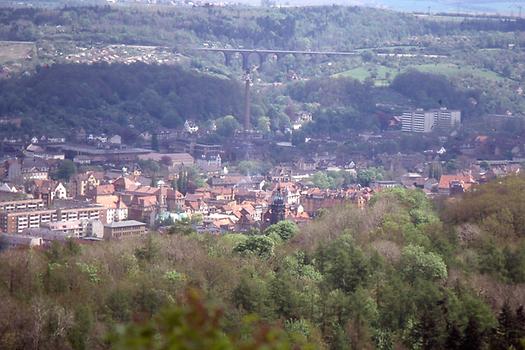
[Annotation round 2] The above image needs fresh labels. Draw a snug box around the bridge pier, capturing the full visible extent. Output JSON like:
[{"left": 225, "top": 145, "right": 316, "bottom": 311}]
[
  {"left": 221, "top": 51, "right": 267, "bottom": 70},
  {"left": 223, "top": 51, "right": 233, "bottom": 66},
  {"left": 241, "top": 52, "right": 250, "bottom": 71},
  {"left": 256, "top": 52, "right": 268, "bottom": 69}
]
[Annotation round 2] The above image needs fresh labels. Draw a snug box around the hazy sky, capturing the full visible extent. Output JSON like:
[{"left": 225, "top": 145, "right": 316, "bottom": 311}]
[{"left": 7, "top": 0, "right": 524, "bottom": 15}]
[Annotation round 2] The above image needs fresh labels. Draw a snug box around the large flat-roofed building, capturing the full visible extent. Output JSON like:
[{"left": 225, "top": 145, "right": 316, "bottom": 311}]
[
  {"left": 52, "top": 199, "right": 103, "bottom": 221},
  {"left": 0, "top": 200, "right": 103, "bottom": 234},
  {"left": 103, "top": 220, "right": 146, "bottom": 240},
  {"left": 0, "top": 199, "right": 45, "bottom": 212},
  {"left": 431, "top": 108, "right": 461, "bottom": 132},
  {"left": 401, "top": 109, "right": 435, "bottom": 133},
  {"left": 138, "top": 152, "right": 194, "bottom": 167},
  {"left": 0, "top": 234, "right": 43, "bottom": 248},
  {"left": 0, "top": 209, "right": 58, "bottom": 234},
  {"left": 401, "top": 108, "right": 461, "bottom": 133},
  {"left": 47, "top": 144, "right": 151, "bottom": 163},
  {"left": 41, "top": 220, "right": 84, "bottom": 237},
  {"left": 169, "top": 139, "right": 223, "bottom": 157},
  {"left": 56, "top": 206, "right": 101, "bottom": 222}
]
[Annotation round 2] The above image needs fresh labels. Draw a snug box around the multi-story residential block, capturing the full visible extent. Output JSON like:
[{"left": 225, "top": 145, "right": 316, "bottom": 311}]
[
  {"left": 102, "top": 201, "right": 128, "bottom": 223},
  {"left": 431, "top": 107, "right": 461, "bottom": 132},
  {"left": 0, "top": 199, "right": 45, "bottom": 212},
  {"left": 0, "top": 200, "right": 103, "bottom": 234},
  {"left": 401, "top": 109, "right": 435, "bottom": 133},
  {"left": 0, "top": 209, "right": 58, "bottom": 233},
  {"left": 56, "top": 205, "right": 102, "bottom": 222},
  {"left": 401, "top": 108, "right": 461, "bottom": 133},
  {"left": 5, "top": 157, "right": 50, "bottom": 182}
]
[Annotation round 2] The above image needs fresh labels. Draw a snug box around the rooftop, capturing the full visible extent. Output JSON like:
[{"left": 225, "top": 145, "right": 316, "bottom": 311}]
[
  {"left": 48, "top": 144, "right": 151, "bottom": 155},
  {"left": 104, "top": 220, "right": 146, "bottom": 228},
  {"left": 52, "top": 199, "right": 103, "bottom": 210}
]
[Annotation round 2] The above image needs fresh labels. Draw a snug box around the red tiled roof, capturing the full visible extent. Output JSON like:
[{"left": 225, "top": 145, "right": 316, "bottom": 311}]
[
  {"left": 113, "top": 177, "right": 138, "bottom": 191},
  {"left": 129, "top": 186, "right": 159, "bottom": 196},
  {"left": 94, "top": 184, "right": 115, "bottom": 196},
  {"left": 438, "top": 174, "right": 476, "bottom": 190},
  {"left": 134, "top": 195, "right": 157, "bottom": 207}
]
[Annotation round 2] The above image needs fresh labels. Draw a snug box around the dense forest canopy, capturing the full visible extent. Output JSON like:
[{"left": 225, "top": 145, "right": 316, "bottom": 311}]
[
  {"left": 0, "top": 6, "right": 445, "bottom": 49},
  {"left": 1, "top": 180, "right": 525, "bottom": 349},
  {"left": 0, "top": 5, "right": 523, "bottom": 49},
  {"left": 0, "top": 63, "right": 242, "bottom": 138}
]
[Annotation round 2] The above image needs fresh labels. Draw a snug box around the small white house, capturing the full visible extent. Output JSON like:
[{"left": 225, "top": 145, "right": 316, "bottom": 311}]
[
  {"left": 109, "top": 135, "right": 122, "bottom": 145},
  {"left": 184, "top": 120, "right": 199, "bottom": 134}
]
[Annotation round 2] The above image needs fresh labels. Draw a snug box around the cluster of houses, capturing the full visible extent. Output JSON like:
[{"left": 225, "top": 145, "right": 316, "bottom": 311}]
[
  {"left": 0, "top": 151, "right": 381, "bottom": 248},
  {"left": 1, "top": 115, "right": 524, "bottom": 250},
  {"left": 1, "top": 146, "right": 521, "bottom": 249},
  {"left": 62, "top": 44, "right": 182, "bottom": 66}
]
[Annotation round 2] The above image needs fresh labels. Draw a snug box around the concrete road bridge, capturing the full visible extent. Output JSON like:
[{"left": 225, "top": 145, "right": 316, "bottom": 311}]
[{"left": 194, "top": 47, "right": 360, "bottom": 70}]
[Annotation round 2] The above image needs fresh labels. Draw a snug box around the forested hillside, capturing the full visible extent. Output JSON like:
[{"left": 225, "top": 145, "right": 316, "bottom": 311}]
[
  {"left": 0, "top": 6, "right": 442, "bottom": 49},
  {"left": 0, "top": 5, "right": 524, "bottom": 138},
  {"left": 0, "top": 63, "right": 242, "bottom": 138},
  {"left": 1, "top": 179, "right": 524, "bottom": 349},
  {"left": 0, "top": 64, "right": 515, "bottom": 139}
]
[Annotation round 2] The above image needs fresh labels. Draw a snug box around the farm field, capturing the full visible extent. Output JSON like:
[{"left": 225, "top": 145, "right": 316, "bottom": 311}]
[{"left": 0, "top": 41, "right": 36, "bottom": 73}]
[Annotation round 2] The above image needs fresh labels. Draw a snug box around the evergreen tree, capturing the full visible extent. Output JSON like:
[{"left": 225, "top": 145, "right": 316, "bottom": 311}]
[
  {"left": 414, "top": 310, "right": 440, "bottom": 349},
  {"left": 516, "top": 306, "right": 525, "bottom": 341},
  {"left": 428, "top": 162, "right": 443, "bottom": 180},
  {"left": 462, "top": 316, "right": 484, "bottom": 350},
  {"left": 445, "top": 324, "right": 462, "bottom": 350},
  {"left": 492, "top": 302, "right": 517, "bottom": 350},
  {"left": 177, "top": 170, "right": 187, "bottom": 195},
  {"left": 151, "top": 133, "right": 159, "bottom": 151}
]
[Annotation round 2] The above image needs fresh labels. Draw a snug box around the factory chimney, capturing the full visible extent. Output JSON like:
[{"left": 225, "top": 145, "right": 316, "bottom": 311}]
[{"left": 243, "top": 71, "right": 251, "bottom": 131}]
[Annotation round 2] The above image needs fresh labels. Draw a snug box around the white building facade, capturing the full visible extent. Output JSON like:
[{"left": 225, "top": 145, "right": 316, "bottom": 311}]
[{"left": 402, "top": 108, "right": 461, "bottom": 133}]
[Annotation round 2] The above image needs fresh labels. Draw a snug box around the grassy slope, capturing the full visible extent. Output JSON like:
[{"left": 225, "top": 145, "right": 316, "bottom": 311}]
[{"left": 334, "top": 62, "right": 507, "bottom": 85}]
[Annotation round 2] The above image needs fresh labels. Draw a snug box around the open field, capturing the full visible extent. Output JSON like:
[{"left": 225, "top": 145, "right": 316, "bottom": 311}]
[
  {"left": 334, "top": 62, "right": 508, "bottom": 85},
  {"left": 414, "top": 63, "right": 506, "bottom": 81},
  {"left": 0, "top": 41, "right": 36, "bottom": 66}
]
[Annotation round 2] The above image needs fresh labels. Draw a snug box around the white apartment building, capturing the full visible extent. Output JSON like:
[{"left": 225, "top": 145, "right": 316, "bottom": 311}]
[
  {"left": 432, "top": 108, "right": 461, "bottom": 132},
  {"left": 401, "top": 108, "right": 461, "bottom": 133},
  {"left": 401, "top": 109, "right": 435, "bottom": 133}
]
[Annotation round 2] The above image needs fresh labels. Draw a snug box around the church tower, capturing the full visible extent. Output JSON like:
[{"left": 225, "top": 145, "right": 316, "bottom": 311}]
[{"left": 269, "top": 187, "right": 286, "bottom": 225}]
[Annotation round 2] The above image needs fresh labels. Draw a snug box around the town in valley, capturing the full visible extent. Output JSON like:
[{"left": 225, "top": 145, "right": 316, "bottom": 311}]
[{"left": 0, "top": 2, "right": 524, "bottom": 349}]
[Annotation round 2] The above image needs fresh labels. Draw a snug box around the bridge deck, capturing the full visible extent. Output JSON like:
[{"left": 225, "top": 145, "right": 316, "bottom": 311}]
[{"left": 195, "top": 48, "right": 359, "bottom": 56}]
